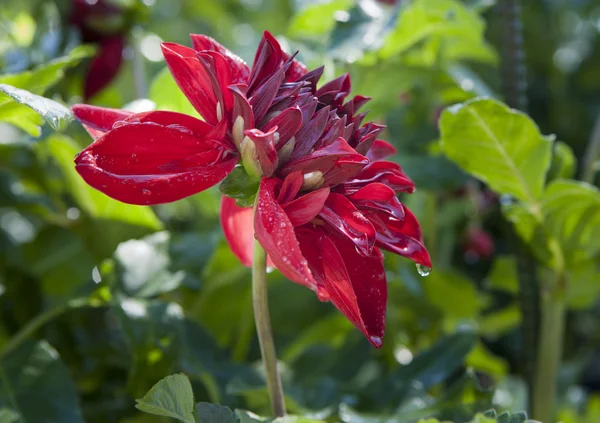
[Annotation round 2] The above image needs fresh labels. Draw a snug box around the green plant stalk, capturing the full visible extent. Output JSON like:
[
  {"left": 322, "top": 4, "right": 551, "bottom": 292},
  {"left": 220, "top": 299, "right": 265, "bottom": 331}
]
[
  {"left": 252, "top": 204, "right": 286, "bottom": 417},
  {"left": 532, "top": 283, "right": 566, "bottom": 423},
  {"left": 0, "top": 298, "right": 90, "bottom": 360}
]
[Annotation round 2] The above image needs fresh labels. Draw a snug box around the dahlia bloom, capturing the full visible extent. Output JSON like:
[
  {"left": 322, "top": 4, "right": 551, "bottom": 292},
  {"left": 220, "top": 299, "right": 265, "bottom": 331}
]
[
  {"left": 71, "top": 0, "right": 128, "bottom": 100},
  {"left": 72, "top": 31, "right": 431, "bottom": 347}
]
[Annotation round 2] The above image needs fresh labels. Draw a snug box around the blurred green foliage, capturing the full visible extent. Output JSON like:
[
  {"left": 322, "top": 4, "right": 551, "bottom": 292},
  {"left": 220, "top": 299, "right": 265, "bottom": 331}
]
[{"left": 0, "top": 0, "right": 600, "bottom": 422}]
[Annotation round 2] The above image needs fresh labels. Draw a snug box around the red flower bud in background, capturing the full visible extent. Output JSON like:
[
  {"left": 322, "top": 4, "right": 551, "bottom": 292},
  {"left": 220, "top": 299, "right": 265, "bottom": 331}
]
[
  {"left": 71, "top": 31, "right": 431, "bottom": 347},
  {"left": 463, "top": 226, "right": 494, "bottom": 261},
  {"left": 70, "top": 0, "right": 128, "bottom": 100}
]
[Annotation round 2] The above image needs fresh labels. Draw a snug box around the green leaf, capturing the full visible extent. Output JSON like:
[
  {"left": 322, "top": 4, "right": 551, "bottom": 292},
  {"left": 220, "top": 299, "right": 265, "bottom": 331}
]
[
  {"left": 465, "top": 342, "right": 508, "bottom": 377},
  {"left": 149, "top": 67, "right": 199, "bottom": 117},
  {"left": 0, "top": 341, "right": 84, "bottom": 423},
  {"left": 422, "top": 269, "right": 480, "bottom": 319},
  {"left": 440, "top": 98, "right": 552, "bottom": 204},
  {"left": 478, "top": 304, "right": 521, "bottom": 337},
  {"left": 0, "top": 84, "right": 72, "bottom": 131},
  {"left": 485, "top": 256, "right": 518, "bottom": 294},
  {"left": 218, "top": 165, "right": 260, "bottom": 207},
  {"left": 135, "top": 373, "right": 196, "bottom": 423},
  {"left": 114, "top": 231, "right": 185, "bottom": 297},
  {"left": 44, "top": 135, "right": 162, "bottom": 230},
  {"left": 0, "top": 408, "right": 21, "bottom": 423},
  {"left": 288, "top": 0, "right": 353, "bottom": 39},
  {"left": 196, "top": 402, "right": 237, "bottom": 423},
  {"left": 548, "top": 141, "right": 576, "bottom": 181}
]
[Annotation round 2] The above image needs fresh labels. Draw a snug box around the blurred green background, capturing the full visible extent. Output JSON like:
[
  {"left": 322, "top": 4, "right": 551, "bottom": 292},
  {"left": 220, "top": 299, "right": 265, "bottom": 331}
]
[{"left": 0, "top": 0, "right": 599, "bottom": 422}]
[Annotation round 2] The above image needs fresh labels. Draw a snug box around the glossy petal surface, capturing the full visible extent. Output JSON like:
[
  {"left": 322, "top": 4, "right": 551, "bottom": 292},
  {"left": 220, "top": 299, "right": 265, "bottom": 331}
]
[
  {"left": 72, "top": 104, "right": 133, "bottom": 138},
  {"left": 220, "top": 197, "right": 254, "bottom": 267},
  {"left": 190, "top": 34, "right": 250, "bottom": 84}
]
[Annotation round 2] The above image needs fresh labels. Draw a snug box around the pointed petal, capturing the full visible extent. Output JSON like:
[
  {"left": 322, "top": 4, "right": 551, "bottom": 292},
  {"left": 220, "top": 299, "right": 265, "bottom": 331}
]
[
  {"left": 277, "top": 170, "right": 303, "bottom": 204},
  {"left": 190, "top": 34, "right": 250, "bottom": 84},
  {"left": 248, "top": 31, "right": 283, "bottom": 95},
  {"left": 84, "top": 36, "right": 124, "bottom": 100},
  {"left": 262, "top": 107, "right": 303, "bottom": 148},
  {"left": 368, "top": 207, "right": 431, "bottom": 267},
  {"left": 161, "top": 42, "right": 218, "bottom": 124},
  {"left": 366, "top": 139, "right": 396, "bottom": 161},
  {"left": 296, "top": 227, "right": 386, "bottom": 346},
  {"left": 339, "top": 161, "right": 415, "bottom": 195},
  {"left": 197, "top": 51, "right": 234, "bottom": 119},
  {"left": 282, "top": 188, "right": 330, "bottom": 226},
  {"left": 250, "top": 68, "right": 285, "bottom": 124},
  {"left": 220, "top": 196, "right": 254, "bottom": 267},
  {"left": 254, "top": 178, "right": 317, "bottom": 290},
  {"left": 282, "top": 51, "right": 308, "bottom": 82},
  {"left": 75, "top": 121, "right": 237, "bottom": 205},
  {"left": 72, "top": 104, "right": 133, "bottom": 138},
  {"left": 348, "top": 182, "right": 405, "bottom": 220},
  {"left": 290, "top": 105, "right": 330, "bottom": 161},
  {"left": 318, "top": 193, "right": 376, "bottom": 256}
]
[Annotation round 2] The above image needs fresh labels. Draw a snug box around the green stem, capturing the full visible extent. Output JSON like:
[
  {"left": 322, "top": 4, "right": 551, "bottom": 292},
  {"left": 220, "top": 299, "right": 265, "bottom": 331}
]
[
  {"left": 252, "top": 206, "right": 286, "bottom": 417},
  {"left": 532, "top": 284, "right": 565, "bottom": 423},
  {"left": 0, "top": 298, "right": 90, "bottom": 360}
]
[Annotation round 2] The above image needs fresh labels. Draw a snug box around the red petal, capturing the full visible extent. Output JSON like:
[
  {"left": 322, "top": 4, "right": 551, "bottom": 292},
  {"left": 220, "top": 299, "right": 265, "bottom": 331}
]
[
  {"left": 290, "top": 106, "right": 330, "bottom": 162},
  {"left": 243, "top": 127, "right": 279, "bottom": 177},
  {"left": 84, "top": 36, "right": 124, "bottom": 100},
  {"left": 75, "top": 121, "right": 237, "bottom": 205},
  {"left": 367, "top": 139, "right": 397, "bottom": 161},
  {"left": 220, "top": 196, "right": 254, "bottom": 267},
  {"left": 262, "top": 107, "right": 303, "bottom": 148},
  {"left": 296, "top": 227, "right": 386, "bottom": 346},
  {"left": 318, "top": 193, "right": 376, "bottom": 256},
  {"left": 277, "top": 170, "right": 303, "bottom": 204},
  {"left": 282, "top": 188, "right": 330, "bottom": 226},
  {"left": 348, "top": 182, "right": 405, "bottom": 220},
  {"left": 197, "top": 51, "right": 234, "bottom": 118},
  {"left": 161, "top": 42, "right": 218, "bottom": 124},
  {"left": 72, "top": 104, "right": 132, "bottom": 139},
  {"left": 247, "top": 31, "right": 283, "bottom": 95},
  {"left": 339, "top": 161, "right": 415, "bottom": 195},
  {"left": 250, "top": 68, "right": 285, "bottom": 124},
  {"left": 282, "top": 51, "right": 308, "bottom": 82},
  {"left": 254, "top": 178, "right": 317, "bottom": 290},
  {"left": 189, "top": 34, "right": 250, "bottom": 84},
  {"left": 368, "top": 207, "right": 431, "bottom": 267}
]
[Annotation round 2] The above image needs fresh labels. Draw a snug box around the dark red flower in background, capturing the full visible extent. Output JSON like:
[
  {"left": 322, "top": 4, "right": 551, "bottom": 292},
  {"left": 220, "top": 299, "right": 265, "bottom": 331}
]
[
  {"left": 70, "top": 0, "right": 128, "bottom": 100},
  {"left": 72, "top": 31, "right": 431, "bottom": 347}
]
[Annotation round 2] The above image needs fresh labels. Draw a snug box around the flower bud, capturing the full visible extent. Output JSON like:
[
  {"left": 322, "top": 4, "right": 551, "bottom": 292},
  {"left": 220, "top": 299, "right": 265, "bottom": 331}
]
[
  {"left": 301, "top": 171, "right": 324, "bottom": 191},
  {"left": 232, "top": 115, "right": 245, "bottom": 147},
  {"left": 277, "top": 136, "right": 295, "bottom": 165},
  {"left": 240, "top": 136, "right": 263, "bottom": 178}
]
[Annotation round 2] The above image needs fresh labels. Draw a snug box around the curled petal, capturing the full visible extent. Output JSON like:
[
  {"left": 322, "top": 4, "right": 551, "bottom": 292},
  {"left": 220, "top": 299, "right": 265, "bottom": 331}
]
[
  {"left": 348, "top": 182, "right": 405, "bottom": 220},
  {"left": 190, "top": 34, "right": 250, "bottom": 84},
  {"left": 220, "top": 197, "right": 255, "bottom": 267},
  {"left": 255, "top": 178, "right": 317, "bottom": 290},
  {"left": 161, "top": 42, "right": 218, "bottom": 124},
  {"left": 316, "top": 73, "right": 351, "bottom": 108},
  {"left": 368, "top": 208, "right": 431, "bottom": 268},
  {"left": 197, "top": 51, "right": 234, "bottom": 118},
  {"left": 367, "top": 139, "right": 397, "bottom": 161},
  {"left": 75, "top": 121, "right": 237, "bottom": 205},
  {"left": 296, "top": 228, "right": 386, "bottom": 347},
  {"left": 262, "top": 107, "right": 303, "bottom": 148},
  {"left": 277, "top": 170, "right": 303, "bottom": 204},
  {"left": 338, "top": 161, "right": 415, "bottom": 195},
  {"left": 282, "top": 188, "right": 330, "bottom": 227},
  {"left": 250, "top": 68, "right": 285, "bottom": 124},
  {"left": 318, "top": 193, "right": 376, "bottom": 256},
  {"left": 72, "top": 104, "right": 132, "bottom": 138},
  {"left": 248, "top": 31, "right": 283, "bottom": 95},
  {"left": 84, "top": 36, "right": 125, "bottom": 100},
  {"left": 243, "top": 128, "right": 279, "bottom": 177}
]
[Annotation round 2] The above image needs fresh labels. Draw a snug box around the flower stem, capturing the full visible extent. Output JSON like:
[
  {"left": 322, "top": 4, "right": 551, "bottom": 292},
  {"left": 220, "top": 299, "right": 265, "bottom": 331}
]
[
  {"left": 531, "top": 282, "right": 566, "bottom": 423},
  {"left": 252, "top": 221, "right": 286, "bottom": 417}
]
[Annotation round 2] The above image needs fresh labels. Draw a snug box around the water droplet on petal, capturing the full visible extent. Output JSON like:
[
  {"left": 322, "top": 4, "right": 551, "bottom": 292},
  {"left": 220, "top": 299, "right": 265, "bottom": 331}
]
[
  {"left": 369, "top": 336, "right": 383, "bottom": 348},
  {"left": 316, "top": 286, "right": 330, "bottom": 302},
  {"left": 416, "top": 264, "right": 431, "bottom": 277},
  {"left": 142, "top": 189, "right": 152, "bottom": 196}
]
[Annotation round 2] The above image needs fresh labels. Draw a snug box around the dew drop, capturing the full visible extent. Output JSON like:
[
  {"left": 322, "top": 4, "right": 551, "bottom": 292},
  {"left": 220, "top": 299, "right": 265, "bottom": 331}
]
[
  {"left": 142, "top": 189, "right": 152, "bottom": 196},
  {"left": 316, "top": 286, "right": 330, "bottom": 302},
  {"left": 369, "top": 336, "right": 383, "bottom": 348},
  {"left": 416, "top": 264, "right": 431, "bottom": 277}
]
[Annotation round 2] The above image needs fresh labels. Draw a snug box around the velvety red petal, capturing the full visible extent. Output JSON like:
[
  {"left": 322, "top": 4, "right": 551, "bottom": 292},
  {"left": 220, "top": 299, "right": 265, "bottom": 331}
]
[
  {"left": 290, "top": 106, "right": 330, "bottom": 162},
  {"left": 72, "top": 104, "right": 133, "bottom": 139},
  {"left": 282, "top": 188, "right": 330, "bottom": 227},
  {"left": 161, "top": 42, "right": 218, "bottom": 124},
  {"left": 250, "top": 68, "right": 285, "bottom": 124},
  {"left": 348, "top": 182, "right": 405, "bottom": 220},
  {"left": 84, "top": 36, "right": 124, "bottom": 100},
  {"left": 220, "top": 196, "right": 254, "bottom": 267},
  {"left": 338, "top": 160, "right": 415, "bottom": 195},
  {"left": 75, "top": 121, "right": 237, "bottom": 205},
  {"left": 366, "top": 139, "right": 397, "bottom": 161},
  {"left": 318, "top": 193, "right": 376, "bottom": 256},
  {"left": 277, "top": 170, "right": 303, "bottom": 204},
  {"left": 296, "top": 227, "right": 386, "bottom": 347},
  {"left": 189, "top": 34, "right": 250, "bottom": 84},
  {"left": 262, "top": 106, "right": 303, "bottom": 148},
  {"left": 247, "top": 31, "right": 283, "bottom": 95},
  {"left": 282, "top": 51, "right": 308, "bottom": 82},
  {"left": 254, "top": 178, "right": 317, "bottom": 290},
  {"left": 367, "top": 208, "right": 431, "bottom": 267},
  {"left": 197, "top": 51, "right": 234, "bottom": 118}
]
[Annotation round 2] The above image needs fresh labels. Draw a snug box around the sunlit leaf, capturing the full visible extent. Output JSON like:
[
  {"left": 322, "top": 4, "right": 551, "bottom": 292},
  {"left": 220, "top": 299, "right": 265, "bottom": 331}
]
[
  {"left": 135, "top": 373, "right": 196, "bottom": 423},
  {"left": 288, "top": 0, "right": 353, "bottom": 39},
  {"left": 196, "top": 402, "right": 237, "bottom": 423}
]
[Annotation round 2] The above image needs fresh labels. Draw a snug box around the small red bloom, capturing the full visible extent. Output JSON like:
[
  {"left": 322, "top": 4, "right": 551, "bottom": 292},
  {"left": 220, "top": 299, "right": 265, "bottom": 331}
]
[
  {"left": 72, "top": 31, "right": 431, "bottom": 347},
  {"left": 463, "top": 226, "right": 495, "bottom": 260}
]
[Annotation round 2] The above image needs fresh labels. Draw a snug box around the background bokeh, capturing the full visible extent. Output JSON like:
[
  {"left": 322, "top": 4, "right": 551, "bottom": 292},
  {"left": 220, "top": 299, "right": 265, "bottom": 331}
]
[{"left": 0, "top": 1, "right": 599, "bottom": 422}]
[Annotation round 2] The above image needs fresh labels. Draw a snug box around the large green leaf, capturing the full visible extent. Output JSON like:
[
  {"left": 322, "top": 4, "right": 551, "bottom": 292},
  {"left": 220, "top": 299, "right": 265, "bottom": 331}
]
[
  {"left": 43, "top": 135, "right": 162, "bottom": 230},
  {"left": 0, "top": 341, "right": 84, "bottom": 423},
  {"left": 287, "top": 0, "right": 353, "bottom": 39},
  {"left": 440, "top": 98, "right": 552, "bottom": 205},
  {"left": 422, "top": 269, "right": 480, "bottom": 320},
  {"left": 149, "top": 67, "right": 199, "bottom": 117},
  {"left": 195, "top": 403, "right": 237, "bottom": 423},
  {"left": 135, "top": 373, "right": 196, "bottom": 423},
  {"left": 0, "top": 84, "right": 72, "bottom": 131}
]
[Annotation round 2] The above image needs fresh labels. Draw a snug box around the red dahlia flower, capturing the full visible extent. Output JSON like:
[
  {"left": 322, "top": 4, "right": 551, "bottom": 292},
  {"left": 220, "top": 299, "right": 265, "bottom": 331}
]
[
  {"left": 71, "top": 0, "right": 128, "bottom": 100},
  {"left": 72, "top": 31, "right": 431, "bottom": 347}
]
